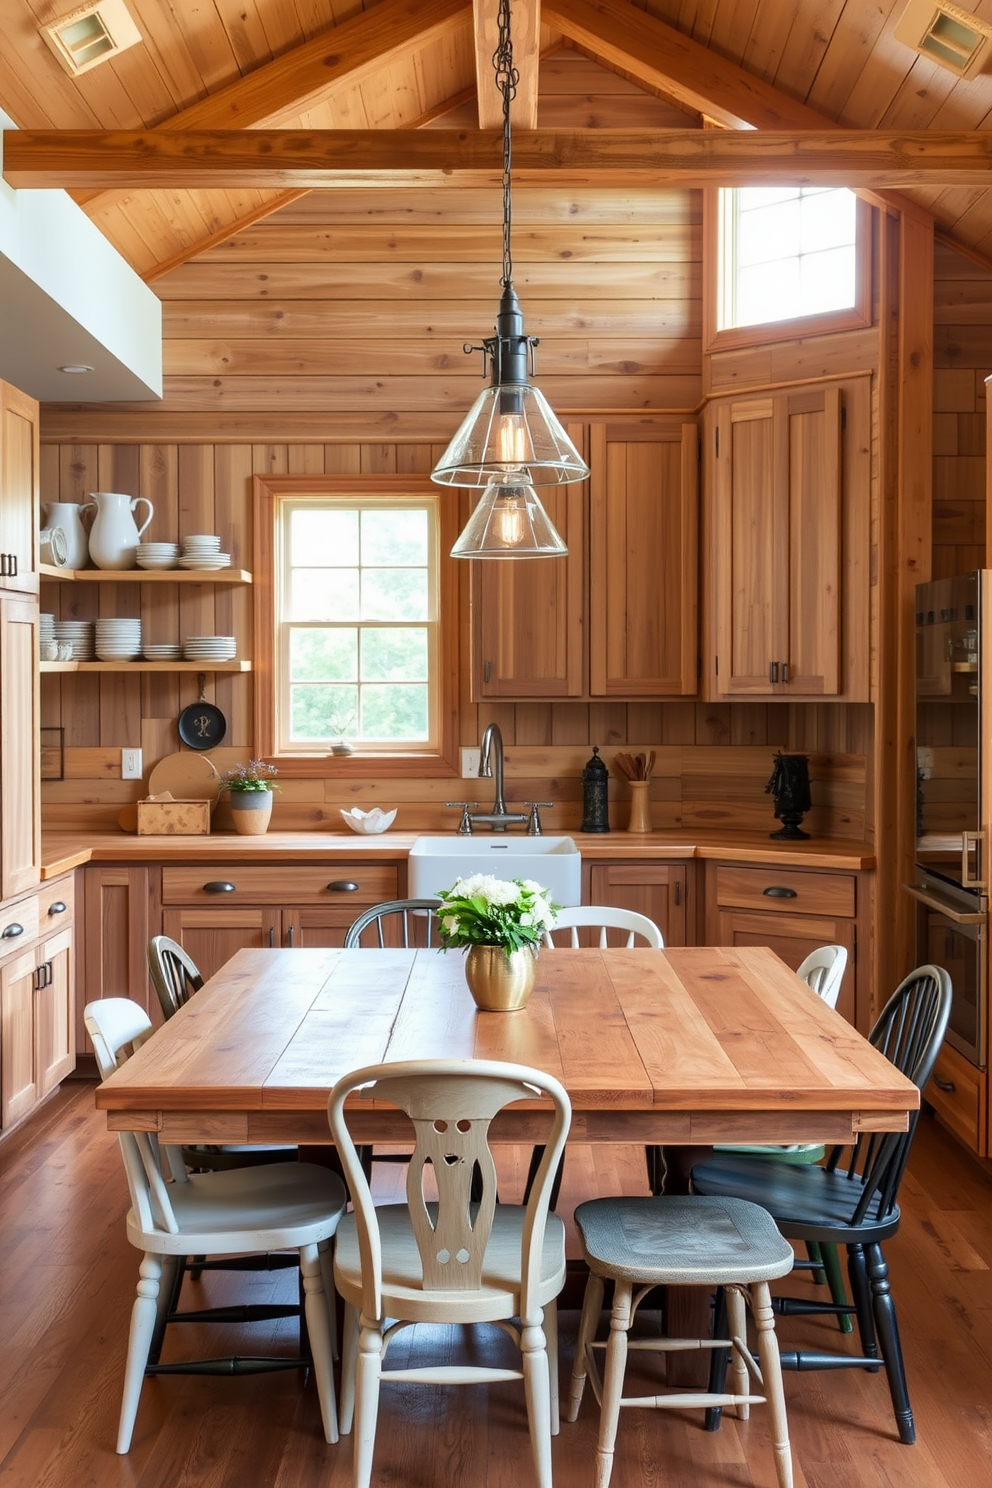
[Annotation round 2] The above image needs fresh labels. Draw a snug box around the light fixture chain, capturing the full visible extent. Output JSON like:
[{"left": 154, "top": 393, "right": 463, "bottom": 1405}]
[{"left": 494, "top": 0, "right": 518, "bottom": 289}]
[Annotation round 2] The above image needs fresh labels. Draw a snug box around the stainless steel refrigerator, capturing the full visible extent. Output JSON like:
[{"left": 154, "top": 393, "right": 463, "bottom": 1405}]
[{"left": 911, "top": 572, "right": 987, "bottom": 1067}]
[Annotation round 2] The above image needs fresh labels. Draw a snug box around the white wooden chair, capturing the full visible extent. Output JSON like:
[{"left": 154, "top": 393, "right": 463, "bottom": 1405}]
[
  {"left": 543, "top": 904, "right": 664, "bottom": 949},
  {"left": 84, "top": 997, "right": 347, "bottom": 1454},
  {"left": 328, "top": 1058, "right": 572, "bottom": 1488}
]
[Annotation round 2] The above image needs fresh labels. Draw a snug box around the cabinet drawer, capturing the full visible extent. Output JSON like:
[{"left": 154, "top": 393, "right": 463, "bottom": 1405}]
[
  {"left": 926, "top": 1045, "right": 984, "bottom": 1154},
  {"left": 38, "top": 875, "right": 74, "bottom": 926},
  {"left": 0, "top": 893, "right": 38, "bottom": 951},
  {"left": 161, "top": 864, "right": 399, "bottom": 907},
  {"left": 714, "top": 865, "right": 855, "bottom": 918}
]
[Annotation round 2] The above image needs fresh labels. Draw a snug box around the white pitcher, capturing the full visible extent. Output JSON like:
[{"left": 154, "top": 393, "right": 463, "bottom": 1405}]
[
  {"left": 85, "top": 492, "right": 154, "bottom": 571},
  {"left": 41, "top": 501, "right": 92, "bottom": 570}
]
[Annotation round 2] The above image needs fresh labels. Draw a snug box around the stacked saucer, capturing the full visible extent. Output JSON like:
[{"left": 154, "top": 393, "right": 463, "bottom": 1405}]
[
  {"left": 179, "top": 534, "right": 230, "bottom": 571},
  {"left": 95, "top": 618, "right": 142, "bottom": 661},
  {"left": 136, "top": 542, "right": 180, "bottom": 571},
  {"left": 143, "top": 642, "right": 183, "bottom": 662},
  {"left": 53, "top": 618, "right": 94, "bottom": 660},
  {"left": 183, "top": 635, "right": 236, "bottom": 663},
  {"left": 39, "top": 613, "right": 55, "bottom": 655}
]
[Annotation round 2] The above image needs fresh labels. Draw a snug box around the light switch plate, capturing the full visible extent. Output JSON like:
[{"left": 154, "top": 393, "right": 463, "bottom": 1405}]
[
  {"left": 121, "top": 747, "right": 143, "bottom": 779},
  {"left": 460, "top": 747, "right": 481, "bottom": 778}
]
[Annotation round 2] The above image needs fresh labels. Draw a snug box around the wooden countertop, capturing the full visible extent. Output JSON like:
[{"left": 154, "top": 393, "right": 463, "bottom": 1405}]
[{"left": 41, "top": 828, "right": 876, "bottom": 879}]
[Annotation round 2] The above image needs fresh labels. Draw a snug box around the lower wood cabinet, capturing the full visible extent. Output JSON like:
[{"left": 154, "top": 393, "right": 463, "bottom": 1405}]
[
  {"left": 0, "top": 884, "right": 74, "bottom": 1133},
  {"left": 925, "top": 1042, "right": 987, "bottom": 1157},
  {"left": 78, "top": 865, "right": 154, "bottom": 1042},
  {"left": 586, "top": 860, "right": 689, "bottom": 946}
]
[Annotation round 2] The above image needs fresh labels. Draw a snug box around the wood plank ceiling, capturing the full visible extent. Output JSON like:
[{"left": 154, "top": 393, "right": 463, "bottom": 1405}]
[{"left": 6, "top": 0, "right": 992, "bottom": 280}]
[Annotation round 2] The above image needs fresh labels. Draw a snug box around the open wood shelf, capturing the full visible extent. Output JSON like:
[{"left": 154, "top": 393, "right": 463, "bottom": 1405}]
[
  {"left": 40, "top": 660, "right": 252, "bottom": 674},
  {"left": 39, "top": 564, "right": 252, "bottom": 584}
]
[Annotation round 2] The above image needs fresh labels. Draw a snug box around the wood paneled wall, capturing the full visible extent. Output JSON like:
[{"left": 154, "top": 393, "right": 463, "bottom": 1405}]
[{"left": 933, "top": 239, "right": 990, "bottom": 580}]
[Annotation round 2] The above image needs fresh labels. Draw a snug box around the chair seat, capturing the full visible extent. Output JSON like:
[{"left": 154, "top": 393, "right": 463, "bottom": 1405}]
[
  {"left": 127, "top": 1161, "right": 347, "bottom": 1255},
  {"left": 575, "top": 1195, "right": 794, "bottom": 1286},
  {"left": 690, "top": 1153, "right": 902, "bottom": 1245},
  {"left": 334, "top": 1203, "right": 567, "bottom": 1324}
]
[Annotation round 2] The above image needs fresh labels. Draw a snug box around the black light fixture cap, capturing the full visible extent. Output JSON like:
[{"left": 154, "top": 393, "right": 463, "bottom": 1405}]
[{"left": 488, "top": 282, "right": 533, "bottom": 389}]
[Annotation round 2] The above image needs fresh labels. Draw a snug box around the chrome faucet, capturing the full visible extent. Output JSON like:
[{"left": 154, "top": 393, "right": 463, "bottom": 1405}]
[{"left": 471, "top": 723, "right": 527, "bottom": 833}]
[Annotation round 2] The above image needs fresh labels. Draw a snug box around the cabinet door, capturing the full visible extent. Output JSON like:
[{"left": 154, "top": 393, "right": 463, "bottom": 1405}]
[
  {"left": 587, "top": 861, "right": 688, "bottom": 946},
  {"left": 78, "top": 866, "right": 153, "bottom": 1046},
  {"left": 162, "top": 906, "right": 281, "bottom": 984},
  {"left": 0, "top": 948, "right": 38, "bottom": 1127},
  {"left": 471, "top": 476, "right": 585, "bottom": 698},
  {"left": 712, "top": 387, "right": 842, "bottom": 697},
  {"left": 35, "top": 927, "right": 74, "bottom": 1096},
  {"left": 0, "top": 593, "right": 40, "bottom": 898},
  {"left": 0, "top": 381, "right": 39, "bottom": 594},
  {"left": 713, "top": 908, "right": 856, "bottom": 1026},
  {"left": 590, "top": 424, "right": 698, "bottom": 696}
]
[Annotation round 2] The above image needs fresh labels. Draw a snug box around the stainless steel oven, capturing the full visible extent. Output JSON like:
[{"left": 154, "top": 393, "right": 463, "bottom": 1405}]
[{"left": 907, "top": 873, "right": 986, "bottom": 1067}]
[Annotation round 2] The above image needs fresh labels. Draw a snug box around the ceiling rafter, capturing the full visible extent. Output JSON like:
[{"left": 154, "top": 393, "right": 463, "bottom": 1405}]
[
  {"left": 473, "top": 0, "right": 540, "bottom": 129},
  {"left": 9, "top": 127, "right": 992, "bottom": 189}
]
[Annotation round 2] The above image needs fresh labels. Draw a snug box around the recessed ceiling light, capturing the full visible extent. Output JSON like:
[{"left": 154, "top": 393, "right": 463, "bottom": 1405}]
[
  {"left": 58, "top": 364, "right": 94, "bottom": 374},
  {"left": 895, "top": 0, "right": 992, "bottom": 78},
  {"left": 42, "top": 0, "right": 141, "bottom": 78}
]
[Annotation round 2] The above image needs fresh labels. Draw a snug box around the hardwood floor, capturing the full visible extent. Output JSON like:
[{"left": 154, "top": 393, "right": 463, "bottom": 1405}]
[{"left": 2, "top": 1082, "right": 992, "bottom": 1488}]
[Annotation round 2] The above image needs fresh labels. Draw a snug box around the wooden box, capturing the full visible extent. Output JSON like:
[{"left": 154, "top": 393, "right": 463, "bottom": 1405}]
[{"left": 137, "top": 798, "right": 211, "bottom": 836}]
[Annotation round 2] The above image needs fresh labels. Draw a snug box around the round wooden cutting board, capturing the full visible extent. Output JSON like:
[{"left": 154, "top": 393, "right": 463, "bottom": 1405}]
[{"left": 146, "top": 751, "right": 222, "bottom": 808}]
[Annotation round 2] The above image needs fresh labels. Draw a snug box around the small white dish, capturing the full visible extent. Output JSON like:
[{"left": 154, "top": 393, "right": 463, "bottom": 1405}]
[{"left": 340, "top": 807, "right": 397, "bottom": 835}]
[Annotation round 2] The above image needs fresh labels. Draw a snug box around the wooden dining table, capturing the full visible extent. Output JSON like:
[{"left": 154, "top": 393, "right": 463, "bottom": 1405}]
[{"left": 95, "top": 944, "right": 919, "bottom": 1150}]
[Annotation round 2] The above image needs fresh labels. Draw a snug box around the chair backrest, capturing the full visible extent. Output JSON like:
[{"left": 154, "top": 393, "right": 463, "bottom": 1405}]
[
  {"left": 148, "top": 935, "right": 204, "bottom": 1021},
  {"left": 344, "top": 898, "right": 443, "bottom": 949},
  {"left": 796, "top": 944, "right": 848, "bottom": 1011},
  {"left": 543, "top": 904, "right": 664, "bottom": 949},
  {"left": 825, "top": 963, "right": 952, "bottom": 1225},
  {"left": 83, "top": 997, "right": 188, "bottom": 1233},
  {"left": 328, "top": 1059, "right": 570, "bottom": 1318}
]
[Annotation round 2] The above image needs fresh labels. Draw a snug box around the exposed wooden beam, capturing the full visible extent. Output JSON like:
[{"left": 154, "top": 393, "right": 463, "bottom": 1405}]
[
  {"left": 473, "top": 0, "right": 540, "bottom": 130},
  {"left": 11, "top": 128, "right": 992, "bottom": 189}
]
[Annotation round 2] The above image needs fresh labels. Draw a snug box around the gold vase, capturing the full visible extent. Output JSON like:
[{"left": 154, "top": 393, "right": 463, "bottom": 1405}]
[{"left": 464, "top": 944, "right": 537, "bottom": 1012}]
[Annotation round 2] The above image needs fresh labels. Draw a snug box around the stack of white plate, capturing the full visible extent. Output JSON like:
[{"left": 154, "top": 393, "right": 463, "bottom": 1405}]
[
  {"left": 183, "top": 635, "right": 236, "bottom": 662},
  {"left": 95, "top": 618, "right": 142, "bottom": 661},
  {"left": 53, "top": 619, "right": 94, "bottom": 660},
  {"left": 39, "top": 613, "right": 55, "bottom": 653},
  {"left": 136, "top": 542, "right": 180, "bottom": 571},
  {"left": 143, "top": 643, "right": 183, "bottom": 661},
  {"left": 179, "top": 534, "right": 230, "bottom": 571}
]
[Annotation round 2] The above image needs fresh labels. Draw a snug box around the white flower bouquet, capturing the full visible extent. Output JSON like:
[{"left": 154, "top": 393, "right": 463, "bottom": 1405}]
[{"left": 436, "top": 874, "right": 558, "bottom": 954}]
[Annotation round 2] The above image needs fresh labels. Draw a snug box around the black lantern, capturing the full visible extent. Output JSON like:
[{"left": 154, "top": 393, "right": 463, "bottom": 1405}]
[
  {"left": 581, "top": 746, "right": 610, "bottom": 833},
  {"left": 764, "top": 752, "right": 812, "bottom": 840}
]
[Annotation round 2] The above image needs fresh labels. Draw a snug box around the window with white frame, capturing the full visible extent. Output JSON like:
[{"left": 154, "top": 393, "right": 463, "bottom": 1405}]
[
  {"left": 276, "top": 495, "right": 441, "bottom": 754},
  {"left": 718, "top": 186, "right": 861, "bottom": 332}
]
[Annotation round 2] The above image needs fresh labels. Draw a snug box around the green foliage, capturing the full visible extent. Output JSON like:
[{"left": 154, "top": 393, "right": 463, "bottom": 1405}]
[
  {"left": 220, "top": 759, "right": 280, "bottom": 793},
  {"left": 436, "top": 875, "right": 559, "bottom": 954}
]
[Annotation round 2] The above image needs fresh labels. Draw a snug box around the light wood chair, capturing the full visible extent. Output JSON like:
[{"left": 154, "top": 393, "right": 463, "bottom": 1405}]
[
  {"left": 328, "top": 1057, "right": 572, "bottom": 1488},
  {"left": 542, "top": 904, "right": 664, "bottom": 949},
  {"left": 84, "top": 996, "right": 347, "bottom": 1455},
  {"left": 566, "top": 1193, "right": 795, "bottom": 1488}
]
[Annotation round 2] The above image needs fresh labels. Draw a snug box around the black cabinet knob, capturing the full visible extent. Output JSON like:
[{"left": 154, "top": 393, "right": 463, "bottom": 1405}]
[
  {"left": 203, "top": 881, "right": 236, "bottom": 894},
  {"left": 762, "top": 886, "right": 797, "bottom": 899},
  {"left": 327, "top": 880, "right": 359, "bottom": 892},
  {"left": 47, "top": 901, "right": 67, "bottom": 915},
  {"left": 2, "top": 922, "right": 24, "bottom": 937}
]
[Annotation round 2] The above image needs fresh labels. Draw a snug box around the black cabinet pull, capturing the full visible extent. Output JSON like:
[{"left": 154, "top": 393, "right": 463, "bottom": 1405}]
[
  {"left": 2, "top": 922, "right": 24, "bottom": 938},
  {"left": 762, "top": 886, "right": 797, "bottom": 899},
  {"left": 327, "top": 880, "right": 359, "bottom": 893},
  {"left": 268, "top": 926, "right": 275, "bottom": 947},
  {"left": 932, "top": 1075, "right": 955, "bottom": 1093},
  {"left": 674, "top": 880, "right": 682, "bottom": 907},
  {"left": 47, "top": 901, "right": 67, "bottom": 916},
  {"left": 769, "top": 661, "right": 779, "bottom": 684},
  {"left": 203, "top": 881, "right": 236, "bottom": 894},
  {"left": 781, "top": 660, "right": 789, "bottom": 684},
  {"left": 286, "top": 924, "right": 295, "bottom": 947}
]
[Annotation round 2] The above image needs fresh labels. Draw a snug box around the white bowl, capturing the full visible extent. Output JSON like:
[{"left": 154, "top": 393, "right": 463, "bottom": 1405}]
[{"left": 340, "top": 807, "right": 397, "bottom": 835}]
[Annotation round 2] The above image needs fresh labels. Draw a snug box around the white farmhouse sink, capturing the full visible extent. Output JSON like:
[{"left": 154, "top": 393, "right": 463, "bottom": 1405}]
[{"left": 409, "top": 835, "right": 581, "bottom": 907}]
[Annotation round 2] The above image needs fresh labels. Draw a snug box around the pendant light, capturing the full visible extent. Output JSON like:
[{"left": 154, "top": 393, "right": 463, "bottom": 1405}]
[{"left": 432, "top": 0, "right": 589, "bottom": 558}]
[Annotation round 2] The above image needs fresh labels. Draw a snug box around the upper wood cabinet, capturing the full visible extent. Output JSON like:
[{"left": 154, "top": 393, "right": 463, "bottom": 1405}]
[
  {"left": 0, "top": 593, "right": 40, "bottom": 899},
  {"left": 707, "top": 377, "right": 870, "bottom": 700},
  {"left": 0, "top": 383, "right": 39, "bottom": 595},
  {"left": 471, "top": 420, "right": 699, "bottom": 700}
]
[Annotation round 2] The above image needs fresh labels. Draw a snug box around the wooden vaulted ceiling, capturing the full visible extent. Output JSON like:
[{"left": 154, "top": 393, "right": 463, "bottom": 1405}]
[{"left": 6, "top": 0, "right": 992, "bottom": 276}]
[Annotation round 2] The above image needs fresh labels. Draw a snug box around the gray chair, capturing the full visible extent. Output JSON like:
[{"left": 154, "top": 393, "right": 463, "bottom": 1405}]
[
  {"left": 565, "top": 1193, "right": 795, "bottom": 1488},
  {"left": 343, "top": 897, "right": 442, "bottom": 948}
]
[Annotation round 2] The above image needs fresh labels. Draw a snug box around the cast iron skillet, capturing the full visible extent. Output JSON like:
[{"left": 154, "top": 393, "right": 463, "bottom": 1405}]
[{"left": 176, "top": 680, "right": 227, "bottom": 750}]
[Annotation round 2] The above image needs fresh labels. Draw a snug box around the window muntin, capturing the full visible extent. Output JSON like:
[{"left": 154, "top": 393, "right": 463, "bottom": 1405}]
[
  {"left": 719, "top": 187, "right": 860, "bottom": 332},
  {"left": 277, "top": 496, "right": 440, "bottom": 753}
]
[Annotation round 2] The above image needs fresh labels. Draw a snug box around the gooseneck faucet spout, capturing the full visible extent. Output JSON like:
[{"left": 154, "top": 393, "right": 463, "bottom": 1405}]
[{"left": 472, "top": 722, "right": 527, "bottom": 832}]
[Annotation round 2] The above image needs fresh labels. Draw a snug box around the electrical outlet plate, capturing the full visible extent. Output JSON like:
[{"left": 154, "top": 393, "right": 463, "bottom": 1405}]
[
  {"left": 121, "top": 747, "right": 142, "bottom": 779},
  {"left": 460, "top": 747, "right": 481, "bottom": 779}
]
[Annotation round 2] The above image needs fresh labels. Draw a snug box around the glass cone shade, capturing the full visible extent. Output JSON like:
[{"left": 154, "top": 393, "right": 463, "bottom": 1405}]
[
  {"left": 450, "top": 478, "right": 568, "bottom": 559},
  {"left": 432, "top": 382, "right": 589, "bottom": 488}
]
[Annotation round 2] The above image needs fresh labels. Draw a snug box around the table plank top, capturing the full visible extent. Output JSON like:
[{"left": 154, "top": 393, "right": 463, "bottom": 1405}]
[{"left": 95, "top": 947, "right": 919, "bottom": 1136}]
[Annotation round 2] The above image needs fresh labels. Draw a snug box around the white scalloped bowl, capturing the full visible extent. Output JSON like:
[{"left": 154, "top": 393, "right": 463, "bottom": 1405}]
[{"left": 340, "top": 807, "right": 397, "bottom": 835}]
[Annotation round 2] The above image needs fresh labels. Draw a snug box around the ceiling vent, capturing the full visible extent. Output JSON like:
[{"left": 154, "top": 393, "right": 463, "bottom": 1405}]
[
  {"left": 895, "top": 0, "right": 992, "bottom": 77},
  {"left": 42, "top": 0, "right": 141, "bottom": 77}
]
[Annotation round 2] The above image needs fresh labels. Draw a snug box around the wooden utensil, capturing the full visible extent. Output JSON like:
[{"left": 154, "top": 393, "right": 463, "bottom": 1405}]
[
  {"left": 635, "top": 753, "right": 646, "bottom": 779},
  {"left": 646, "top": 750, "right": 656, "bottom": 781}
]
